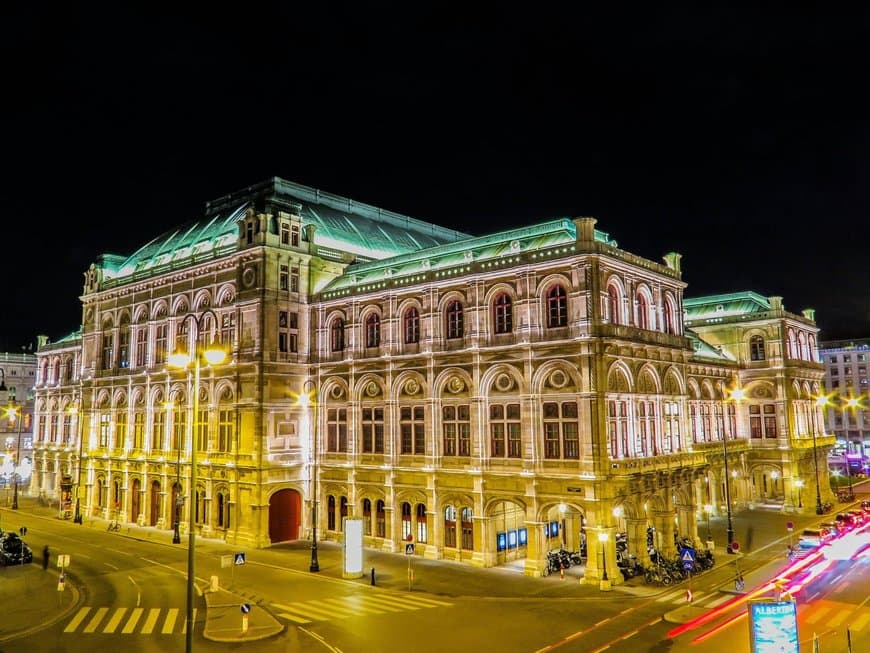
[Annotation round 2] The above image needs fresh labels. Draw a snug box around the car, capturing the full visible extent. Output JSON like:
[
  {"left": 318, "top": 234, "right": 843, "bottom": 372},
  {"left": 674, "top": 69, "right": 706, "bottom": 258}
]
[
  {"left": 834, "top": 512, "right": 856, "bottom": 531},
  {"left": 0, "top": 532, "right": 33, "bottom": 565},
  {"left": 819, "top": 521, "right": 841, "bottom": 537},
  {"left": 847, "top": 510, "right": 866, "bottom": 526},
  {"left": 797, "top": 527, "right": 832, "bottom": 550},
  {"left": 861, "top": 499, "right": 870, "bottom": 516}
]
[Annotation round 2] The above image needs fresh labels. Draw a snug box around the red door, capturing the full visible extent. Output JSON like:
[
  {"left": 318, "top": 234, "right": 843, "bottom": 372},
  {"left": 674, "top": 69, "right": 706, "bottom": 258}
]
[{"left": 269, "top": 489, "right": 301, "bottom": 543}]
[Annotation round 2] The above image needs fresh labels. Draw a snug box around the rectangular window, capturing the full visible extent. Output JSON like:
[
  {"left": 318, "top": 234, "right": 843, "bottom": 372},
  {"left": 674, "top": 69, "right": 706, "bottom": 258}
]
[
  {"left": 442, "top": 404, "right": 471, "bottom": 456},
  {"left": 400, "top": 405, "right": 425, "bottom": 454},
  {"left": 749, "top": 405, "right": 763, "bottom": 438},
  {"left": 49, "top": 416, "right": 58, "bottom": 443},
  {"left": 289, "top": 333, "right": 298, "bottom": 353},
  {"left": 542, "top": 401, "right": 579, "bottom": 459},
  {"left": 118, "top": 330, "right": 130, "bottom": 368},
  {"left": 279, "top": 332, "right": 288, "bottom": 353},
  {"left": 133, "top": 412, "right": 145, "bottom": 449},
  {"left": 362, "top": 407, "right": 384, "bottom": 453},
  {"left": 63, "top": 413, "right": 72, "bottom": 445},
  {"left": 152, "top": 410, "right": 165, "bottom": 451},
  {"left": 279, "top": 264, "right": 289, "bottom": 291},
  {"left": 102, "top": 333, "right": 114, "bottom": 370},
  {"left": 291, "top": 225, "right": 300, "bottom": 246},
  {"left": 218, "top": 409, "right": 234, "bottom": 453},
  {"left": 135, "top": 328, "right": 147, "bottom": 367},
  {"left": 763, "top": 404, "right": 777, "bottom": 438},
  {"left": 280, "top": 222, "right": 290, "bottom": 245},
  {"left": 154, "top": 325, "right": 167, "bottom": 365},
  {"left": 115, "top": 411, "right": 127, "bottom": 450},
  {"left": 327, "top": 408, "right": 347, "bottom": 453},
  {"left": 100, "top": 413, "right": 111, "bottom": 448},
  {"left": 197, "top": 409, "right": 209, "bottom": 452},
  {"left": 290, "top": 267, "right": 299, "bottom": 293},
  {"left": 220, "top": 313, "right": 235, "bottom": 348},
  {"left": 173, "top": 408, "right": 186, "bottom": 451},
  {"left": 490, "top": 403, "right": 521, "bottom": 458}
]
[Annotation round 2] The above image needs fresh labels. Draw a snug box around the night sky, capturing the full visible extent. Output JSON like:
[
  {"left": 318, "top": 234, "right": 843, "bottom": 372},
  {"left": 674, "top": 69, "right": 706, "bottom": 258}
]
[{"left": 3, "top": 4, "right": 868, "bottom": 351}]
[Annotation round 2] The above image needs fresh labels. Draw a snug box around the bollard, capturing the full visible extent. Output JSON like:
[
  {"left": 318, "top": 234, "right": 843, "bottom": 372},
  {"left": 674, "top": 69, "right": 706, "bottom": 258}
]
[{"left": 371, "top": 567, "right": 376, "bottom": 586}]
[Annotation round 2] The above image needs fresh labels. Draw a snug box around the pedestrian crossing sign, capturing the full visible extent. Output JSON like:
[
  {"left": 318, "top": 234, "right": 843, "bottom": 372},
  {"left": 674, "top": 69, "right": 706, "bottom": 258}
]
[
  {"left": 234, "top": 553, "right": 246, "bottom": 565},
  {"left": 680, "top": 548, "right": 695, "bottom": 562}
]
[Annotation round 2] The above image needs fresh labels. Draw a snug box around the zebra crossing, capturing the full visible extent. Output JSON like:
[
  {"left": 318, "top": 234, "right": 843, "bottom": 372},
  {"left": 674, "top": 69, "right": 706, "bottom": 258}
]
[
  {"left": 270, "top": 592, "right": 454, "bottom": 624},
  {"left": 63, "top": 607, "right": 196, "bottom": 635}
]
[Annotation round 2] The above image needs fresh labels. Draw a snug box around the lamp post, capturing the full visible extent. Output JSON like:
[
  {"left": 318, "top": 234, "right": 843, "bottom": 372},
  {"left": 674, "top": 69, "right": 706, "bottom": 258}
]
[
  {"left": 811, "top": 396, "right": 827, "bottom": 514},
  {"left": 794, "top": 479, "right": 804, "bottom": 509},
  {"left": 704, "top": 503, "right": 713, "bottom": 543},
  {"left": 598, "top": 530, "right": 610, "bottom": 590},
  {"left": 168, "top": 401, "right": 182, "bottom": 545},
  {"left": 68, "top": 403, "right": 86, "bottom": 524},
  {"left": 168, "top": 310, "right": 226, "bottom": 653},
  {"left": 841, "top": 397, "right": 859, "bottom": 498},
  {"left": 299, "top": 380, "right": 320, "bottom": 573},
  {"left": 6, "top": 402, "right": 24, "bottom": 510},
  {"left": 724, "top": 387, "right": 743, "bottom": 553}
]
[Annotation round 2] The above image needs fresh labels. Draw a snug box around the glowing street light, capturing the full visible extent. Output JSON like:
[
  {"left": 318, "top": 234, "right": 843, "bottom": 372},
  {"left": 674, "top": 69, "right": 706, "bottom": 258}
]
[
  {"left": 4, "top": 403, "right": 24, "bottom": 510},
  {"left": 296, "top": 380, "right": 320, "bottom": 573},
  {"left": 811, "top": 395, "right": 828, "bottom": 514},
  {"left": 168, "top": 310, "right": 226, "bottom": 653},
  {"left": 724, "top": 386, "right": 743, "bottom": 552},
  {"left": 794, "top": 479, "right": 804, "bottom": 508}
]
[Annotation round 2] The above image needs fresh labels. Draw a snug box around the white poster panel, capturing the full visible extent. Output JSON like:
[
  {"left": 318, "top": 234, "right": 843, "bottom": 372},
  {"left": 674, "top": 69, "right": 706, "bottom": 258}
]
[{"left": 343, "top": 517, "right": 364, "bottom": 578}]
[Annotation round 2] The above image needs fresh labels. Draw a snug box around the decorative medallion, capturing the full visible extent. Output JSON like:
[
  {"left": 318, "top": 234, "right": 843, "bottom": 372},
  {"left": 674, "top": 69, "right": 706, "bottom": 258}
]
[
  {"left": 330, "top": 385, "right": 345, "bottom": 400},
  {"left": 405, "top": 379, "right": 420, "bottom": 395},
  {"left": 548, "top": 370, "right": 569, "bottom": 389},
  {"left": 242, "top": 266, "right": 257, "bottom": 289},
  {"left": 365, "top": 382, "right": 380, "bottom": 398},
  {"left": 447, "top": 376, "right": 465, "bottom": 394},
  {"left": 494, "top": 373, "right": 514, "bottom": 392}
]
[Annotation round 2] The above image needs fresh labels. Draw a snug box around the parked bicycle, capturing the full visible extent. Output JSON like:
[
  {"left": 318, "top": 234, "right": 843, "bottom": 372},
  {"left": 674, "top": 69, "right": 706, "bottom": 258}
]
[{"left": 107, "top": 520, "right": 121, "bottom": 532}]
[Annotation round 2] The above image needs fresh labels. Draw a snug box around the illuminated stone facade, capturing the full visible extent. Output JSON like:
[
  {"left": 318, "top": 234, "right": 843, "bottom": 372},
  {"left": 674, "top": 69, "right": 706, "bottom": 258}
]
[{"left": 32, "top": 178, "right": 831, "bottom": 580}]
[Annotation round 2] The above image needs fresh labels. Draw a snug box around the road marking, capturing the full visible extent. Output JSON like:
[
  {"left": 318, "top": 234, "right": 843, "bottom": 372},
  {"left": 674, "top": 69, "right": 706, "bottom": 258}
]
[
  {"left": 180, "top": 609, "right": 197, "bottom": 633},
  {"left": 805, "top": 605, "right": 832, "bottom": 624},
  {"left": 103, "top": 608, "right": 127, "bottom": 633},
  {"left": 141, "top": 608, "right": 161, "bottom": 634},
  {"left": 360, "top": 595, "right": 418, "bottom": 612},
  {"left": 827, "top": 610, "right": 849, "bottom": 628},
  {"left": 657, "top": 590, "right": 684, "bottom": 602},
  {"left": 271, "top": 602, "right": 337, "bottom": 620},
  {"left": 104, "top": 562, "right": 119, "bottom": 570},
  {"left": 394, "top": 594, "right": 453, "bottom": 607},
  {"left": 851, "top": 613, "right": 870, "bottom": 631},
  {"left": 162, "top": 608, "right": 179, "bottom": 634},
  {"left": 276, "top": 611, "right": 313, "bottom": 624},
  {"left": 321, "top": 597, "right": 387, "bottom": 615},
  {"left": 122, "top": 607, "right": 144, "bottom": 633},
  {"left": 65, "top": 608, "right": 91, "bottom": 632},
  {"left": 84, "top": 608, "right": 109, "bottom": 633},
  {"left": 704, "top": 594, "right": 733, "bottom": 608},
  {"left": 306, "top": 599, "right": 360, "bottom": 618}
]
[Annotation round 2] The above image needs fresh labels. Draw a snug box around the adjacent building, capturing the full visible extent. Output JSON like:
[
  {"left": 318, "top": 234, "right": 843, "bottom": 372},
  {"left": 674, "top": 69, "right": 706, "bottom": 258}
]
[
  {"left": 0, "top": 348, "right": 38, "bottom": 504},
  {"left": 31, "top": 177, "right": 833, "bottom": 582}
]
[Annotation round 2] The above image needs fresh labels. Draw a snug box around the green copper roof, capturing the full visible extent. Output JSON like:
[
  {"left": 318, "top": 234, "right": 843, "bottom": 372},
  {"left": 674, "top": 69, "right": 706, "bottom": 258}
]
[
  {"left": 98, "top": 178, "right": 472, "bottom": 285},
  {"left": 686, "top": 331, "right": 734, "bottom": 361},
  {"left": 682, "top": 291, "right": 772, "bottom": 321},
  {"left": 320, "top": 218, "right": 616, "bottom": 295}
]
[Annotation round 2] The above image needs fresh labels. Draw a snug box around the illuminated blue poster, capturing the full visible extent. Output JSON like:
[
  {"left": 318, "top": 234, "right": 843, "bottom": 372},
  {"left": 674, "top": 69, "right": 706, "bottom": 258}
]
[
  {"left": 508, "top": 530, "right": 518, "bottom": 549},
  {"left": 748, "top": 601, "right": 799, "bottom": 653},
  {"left": 518, "top": 527, "right": 528, "bottom": 546},
  {"left": 497, "top": 532, "right": 506, "bottom": 551}
]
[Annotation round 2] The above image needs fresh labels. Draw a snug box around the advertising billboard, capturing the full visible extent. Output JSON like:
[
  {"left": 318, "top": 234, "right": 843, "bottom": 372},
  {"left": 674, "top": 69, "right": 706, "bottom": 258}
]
[
  {"left": 342, "top": 517, "right": 364, "bottom": 578},
  {"left": 748, "top": 600, "right": 799, "bottom": 653}
]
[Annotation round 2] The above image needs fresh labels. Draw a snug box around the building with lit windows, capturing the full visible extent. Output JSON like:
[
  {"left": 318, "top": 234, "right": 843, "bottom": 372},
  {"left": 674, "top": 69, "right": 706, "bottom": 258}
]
[
  {"left": 0, "top": 349, "right": 38, "bottom": 501},
  {"left": 32, "top": 177, "right": 833, "bottom": 582},
  {"left": 817, "top": 338, "right": 870, "bottom": 472}
]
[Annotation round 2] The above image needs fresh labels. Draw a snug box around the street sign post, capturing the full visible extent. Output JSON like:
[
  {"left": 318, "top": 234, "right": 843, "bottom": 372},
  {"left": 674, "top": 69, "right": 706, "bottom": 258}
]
[
  {"left": 680, "top": 547, "right": 696, "bottom": 571},
  {"left": 240, "top": 603, "right": 251, "bottom": 634}
]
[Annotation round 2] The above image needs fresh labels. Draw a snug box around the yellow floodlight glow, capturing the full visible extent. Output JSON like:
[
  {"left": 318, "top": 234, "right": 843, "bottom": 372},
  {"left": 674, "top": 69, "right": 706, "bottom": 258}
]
[
  {"left": 728, "top": 387, "right": 745, "bottom": 402},
  {"left": 815, "top": 394, "right": 831, "bottom": 408},
  {"left": 168, "top": 351, "right": 191, "bottom": 368},
  {"left": 203, "top": 348, "right": 226, "bottom": 366}
]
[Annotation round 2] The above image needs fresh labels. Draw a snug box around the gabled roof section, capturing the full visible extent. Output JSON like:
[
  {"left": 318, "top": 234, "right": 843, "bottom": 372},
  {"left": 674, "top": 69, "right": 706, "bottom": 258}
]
[
  {"left": 99, "top": 177, "right": 472, "bottom": 286},
  {"left": 685, "top": 330, "right": 735, "bottom": 361},
  {"left": 320, "top": 218, "right": 616, "bottom": 296},
  {"left": 682, "top": 291, "right": 772, "bottom": 322}
]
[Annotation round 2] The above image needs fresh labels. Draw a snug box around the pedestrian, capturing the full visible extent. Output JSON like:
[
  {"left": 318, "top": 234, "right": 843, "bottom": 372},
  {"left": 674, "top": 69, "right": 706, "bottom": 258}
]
[{"left": 43, "top": 544, "right": 50, "bottom": 571}]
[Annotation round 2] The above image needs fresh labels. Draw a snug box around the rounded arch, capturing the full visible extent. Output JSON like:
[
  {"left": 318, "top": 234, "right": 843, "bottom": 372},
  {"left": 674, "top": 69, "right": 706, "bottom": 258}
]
[
  {"left": 606, "top": 361, "right": 633, "bottom": 393},
  {"left": 101, "top": 313, "right": 115, "bottom": 329},
  {"left": 268, "top": 486, "right": 303, "bottom": 543},
  {"left": 151, "top": 300, "right": 169, "bottom": 320},
  {"left": 662, "top": 291, "right": 679, "bottom": 334},
  {"left": 133, "top": 306, "right": 149, "bottom": 324},
  {"left": 216, "top": 283, "right": 236, "bottom": 306},
  {"left": 635, "top": 364, "right": 660, "bottom": 394},
  {"left": 96, "top": 390, "right": 112, "bottom": 409},
  {"left": 436, "top": 290, "right": 468, "bottom": 314},
  {"left": 117, "top": 310, "right": 132, "bottom": 326},
  {"left": 112, "top": 389, "right": 128, "bottom": 408},
  {"left": 480, "top": 364, "right": 527, "bottom": 395},
  {"left": 215, "top": 381, "right": 235, "bottom": 403},
  {"left": 433, "top": 367, "right": 475, "bottom": 398},
  {"left": 634, "top": 282, "right": 656, "bottom": 330},
  {"left": 686, "top": 377, "right": 701, "bottom": 400},
  {"left": 532, "top": 360, "right": 581, "bottom": 394},
  {"left": 149, "top": 385, "right": 165, "bottom": 407},
  {"left": 352, "top": 374, "right": 387, "bottom": 402},
  {"left": 700, "top": 379, "right": 715, "bottom": 400},
  {"left": 604, "top": 274, "right": 626, "bottom": 324},
  {"left": 171, "top": 295, "right": 190, "bottom": 316},
  {"left": 483, "top": 282, "right": 518, "bottom": 306},
  {"left": 168, "top": 383, "right": 186, "bottom": 404},
  {"left": 392, "top": 370, "right": 429, "bottom": 401},
  {"left": 320, "top": 377, "right": 349, "bottom": 403},
  {"left": 130, "top": 386, "right": 146, "bottom": 406},
  {"left": 192, "top": 289, "right": 213, "bottom": 311}
]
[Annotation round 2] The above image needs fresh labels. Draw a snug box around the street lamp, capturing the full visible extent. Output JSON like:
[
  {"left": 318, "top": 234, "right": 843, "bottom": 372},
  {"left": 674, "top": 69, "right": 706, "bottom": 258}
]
[
  {"left": 724, "top": 387, "right": 743, "bottom": 553},
  {"left": 5, "top": 402, "right": 24, "bottom": 510},
  {"left": 166, "top": 400, "right": 182, "bottom": 545},
  {"left": 794, "top": 479, "right": 804, "bottom": 509},
  {"left": 297, "top": 380, "right": 320, "bottom": 573},
  {"left": 841, "top": 396, "right": 859, "bottom": 498},
  {"left": 168, "top": 310, "right": 226, "bottom": 653},
  {"left": 67, "top": 403, "right": 86, "bottom": 524},
  {"left": 704, "top": 503, "right": 713, "bottom": 543},
  {"left": 597, "top": 530, "right": 610, "bottom": 590},
  {"left": 811, "top": 395, "right": 828, "bottom": 514}
]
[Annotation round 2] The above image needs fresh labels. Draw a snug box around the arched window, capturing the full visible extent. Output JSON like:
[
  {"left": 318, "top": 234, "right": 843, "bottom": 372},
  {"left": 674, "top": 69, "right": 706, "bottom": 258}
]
[
  {"left": 444, "top": 505, "right": 457, "bottom": 548},
  {"left": 798, "top": 332, "right": 808, "bottom": 361},
  {"left": 607, "top": 285, "right": 621, "bottom": 325},
  {"left": 376, "top": 500, "right": 386, "bottom": 538},
  {"left": 365, "top": 313, "right": 381, "bottom": 348},
  {"left": 460, "top": 507, "right": 474, "bottom": 550},
  {"left": 546, "top": 285, "right": 568, "bottom": 328},
  {"left": 493, "top": 293, "right": 513, "bottom": 334},
  {"left": 402, "top": 502, "right": 412, "bottom": 540},
  {"left": 446, "top": 301, "right": 464, "bottom": 340},
  {"left": 663, "top": 295, "right": 677, "bottom": 334},
  {"left": 404, "top": 307, "right": 420, "bottom": 344},
  {"left": 750, "top": 335, "right": 766, "bottom": 361},
  {"left": 416, "top": 503, "right": 428, "bottom": 543},
  {"left": 327, "top": 495, "right": 336, "bottom": 530},
  {"left": 362, "top": 498, "right": 372, "bottom": 535},
  {"left": 636, "top": 292, "right": 650, "bottom": 330},
  {"left": 331, "top": 319, "right": 345, "bottom": 352},
  {"left": 339, "top": 496, "right": 348, "bottom": 531}
]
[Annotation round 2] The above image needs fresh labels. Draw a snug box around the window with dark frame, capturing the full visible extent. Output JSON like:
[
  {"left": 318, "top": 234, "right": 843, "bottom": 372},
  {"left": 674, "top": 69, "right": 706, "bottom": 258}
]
[
  {"left": 446, "top": 301, "right": 464, "bottom": 339},
  {"left": 404, "top": 307, "right": 420, "bottom": 343},
  {"left": 547, "top": 285, "right": 568, "bottom": 328},
  {"left": 365, "top": 313, "right": 381, "bottom": 348},
  {"left": 493, "top": 293, "right": 513, "bottom": 334}
]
